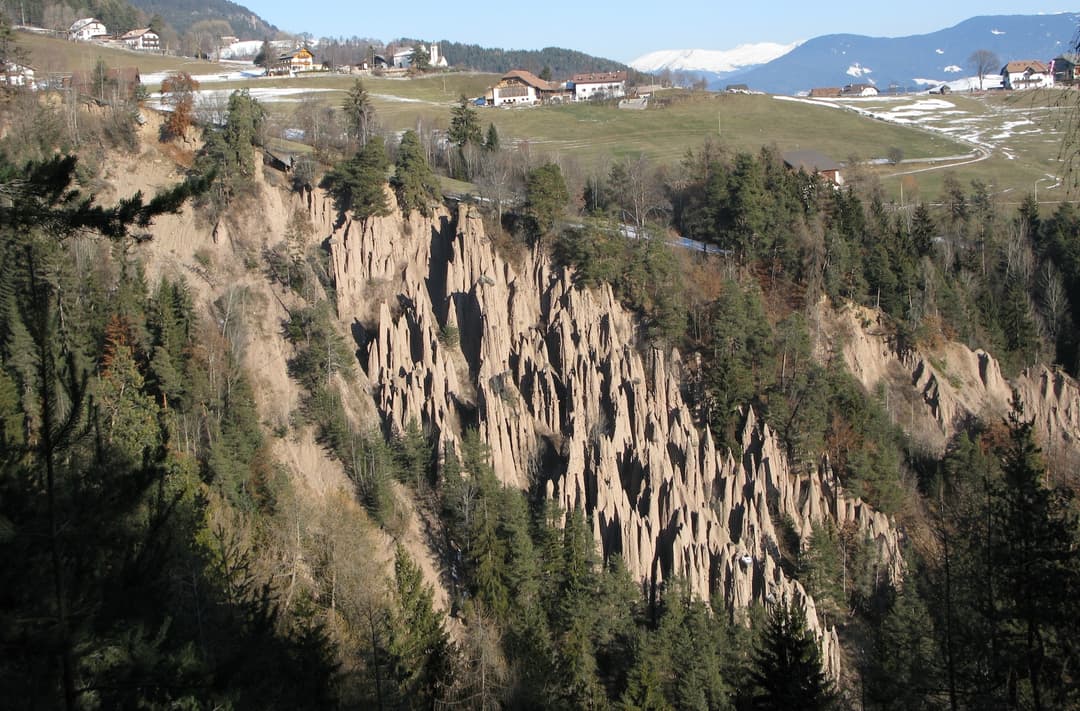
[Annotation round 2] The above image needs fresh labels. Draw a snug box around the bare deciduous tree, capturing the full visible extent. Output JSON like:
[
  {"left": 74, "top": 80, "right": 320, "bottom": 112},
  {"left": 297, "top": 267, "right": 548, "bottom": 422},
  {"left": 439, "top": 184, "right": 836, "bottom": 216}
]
[{"left": 969, "top": 49, "right": 1000, "bottom": 91}]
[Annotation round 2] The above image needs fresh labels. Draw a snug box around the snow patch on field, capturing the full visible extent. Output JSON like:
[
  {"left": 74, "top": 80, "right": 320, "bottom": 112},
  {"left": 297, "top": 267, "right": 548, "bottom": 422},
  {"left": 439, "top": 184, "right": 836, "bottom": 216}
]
[{"left": 142, "top": 70, "right": 266, "bottom": 86}]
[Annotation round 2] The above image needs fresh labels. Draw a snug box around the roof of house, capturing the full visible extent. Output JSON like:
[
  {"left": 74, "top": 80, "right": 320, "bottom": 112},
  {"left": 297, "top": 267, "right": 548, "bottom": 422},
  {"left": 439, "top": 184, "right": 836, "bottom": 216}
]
[
  {"left": 278, "top": 48, "right": 313, "bottom": 61},
  {"left": 70, "top": 18, "right": 105, "bottom": 32},
  {"left": 809, "top": 87, "right": 841, "bottom": 97},
  {"left": 782, "top": 150, "right": 841, "bottom": 173},
  {"left": 120, "top": 28, "right": 156, "bottom": 40},
  {"left": 843, "top": 83, "right": 877, "bottom": 93},
  {"left": 500, "top": 70, "right": 561, "bottom": 91},
  {"left": 572, "top": 70, "right": 627, "bottom": 84},
  {"left": 1003, "top": 60, "right": 1049, "bottom": 73}
]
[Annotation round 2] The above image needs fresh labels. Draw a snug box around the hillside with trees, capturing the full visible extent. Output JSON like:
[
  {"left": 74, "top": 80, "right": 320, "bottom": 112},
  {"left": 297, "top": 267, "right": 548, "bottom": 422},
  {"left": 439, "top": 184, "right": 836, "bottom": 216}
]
[
  {"left": 2, "top": 15, "right": 1080, "bottom": 710},
  {"left": 126, "top": 0, "right": 278, "bottom": 37},
  {"left": 437, "top": 41, "right": 653, "bottom": 82}
]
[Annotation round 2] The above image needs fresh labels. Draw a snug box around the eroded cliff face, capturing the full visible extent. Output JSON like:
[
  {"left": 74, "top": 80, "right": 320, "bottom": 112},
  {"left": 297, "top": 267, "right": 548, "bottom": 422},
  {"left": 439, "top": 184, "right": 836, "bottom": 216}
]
[
  {"left": 824, "top": 302, "right": 1080, "bottom": 472},
  {"left": 328, "top": 195, "right": 905, "bottom": 676}
]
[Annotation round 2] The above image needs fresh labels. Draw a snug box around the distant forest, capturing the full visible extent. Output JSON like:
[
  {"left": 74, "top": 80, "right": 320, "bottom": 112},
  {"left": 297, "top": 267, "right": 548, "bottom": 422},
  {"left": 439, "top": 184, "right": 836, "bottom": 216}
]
[{"left": 437, "top": 41, "right": 654, "bottom": 82}]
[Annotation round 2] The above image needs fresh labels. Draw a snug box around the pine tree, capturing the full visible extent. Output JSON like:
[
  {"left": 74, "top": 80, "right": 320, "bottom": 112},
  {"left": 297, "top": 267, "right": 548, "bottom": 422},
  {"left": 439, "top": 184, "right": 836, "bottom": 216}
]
[
  {"left": 324, "top": 136, "right": 391, "bottom": 223},
  {"left": 391, "top": 130, "right": 441, "bottom": 217},
  {"left": 867, "top": 586, "right": 942, "bottom": 710},
  {"left": 524, "top": 162, "right": 569, "bottom": 246},
  {"left": 484, "top": 122, "right": 500, "bottom": 152},
  {"left": 449, "top": 95, "right": 483, "bottom": 148},
  {"left": 388, "top": 546, "right": 455, "bottom": 708},
  {"left": 343, "top": 79, "right": 377, "bottom": 148},
  {"left": 749, "top": 601, "right": 835, "bottom": 710},
  {"left": 988, "top": 394, "right": 1080, "bottom": 709}
]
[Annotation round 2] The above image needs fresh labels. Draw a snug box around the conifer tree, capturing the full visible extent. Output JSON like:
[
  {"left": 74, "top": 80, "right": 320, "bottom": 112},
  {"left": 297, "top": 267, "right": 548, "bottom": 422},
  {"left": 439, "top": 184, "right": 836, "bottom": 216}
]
[
  {"left": 524, "top": 162, "right": 569, "bottom": 246},
  {"left": 324, "top": 135, "right": 391, "bottom": 224},
  {"left": 448, "top": 95, "right": 482, "bottom": 148},
  {"left": 343, "top": 79, "right": 377, "bottom": 148},
  {"left": 388, "top": 545, "right": 455, "bottom": 708},
  {"left": 485, "top": 122, "right": 500, "bottom": 152},
  {"left": 988, "top": 394, "right": 1080, "bottom": 709},
  {"left": 749, "top": 601, "right": 835, "bottom": 710},
  {"left": 391, "top": 129, "right": 441, "bottom": 217}
]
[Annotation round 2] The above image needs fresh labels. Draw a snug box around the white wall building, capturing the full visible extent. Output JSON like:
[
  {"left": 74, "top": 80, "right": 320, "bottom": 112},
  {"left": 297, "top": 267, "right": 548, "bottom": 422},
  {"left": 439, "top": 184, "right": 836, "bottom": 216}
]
[
  {"left": 490, "top": 69, "right": 562, "bottom": 106},
  {"left": 120, "top": 28, "right": 160, "bottom": 51},
  {"left": 1002, "top": 60, "right": 1053, "bottom": 90},
  {"left": 2, "top": 62, "right": 35, "bottom": 87},
  {"left": 69, "top": 18, "right": 107, "bottom": 42},
  {"left": 571, "top": 71, "right": 627, "bottom": 101},
  {"left": 393, "top": 44, "right": 448, "bottom": 69}
]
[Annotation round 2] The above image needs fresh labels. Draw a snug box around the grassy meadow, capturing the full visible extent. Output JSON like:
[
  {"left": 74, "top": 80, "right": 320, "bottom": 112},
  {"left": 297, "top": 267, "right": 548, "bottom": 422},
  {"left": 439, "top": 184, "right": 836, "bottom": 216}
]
[{"left": 19, "top": 31, "right": 222, "bottom": 77}]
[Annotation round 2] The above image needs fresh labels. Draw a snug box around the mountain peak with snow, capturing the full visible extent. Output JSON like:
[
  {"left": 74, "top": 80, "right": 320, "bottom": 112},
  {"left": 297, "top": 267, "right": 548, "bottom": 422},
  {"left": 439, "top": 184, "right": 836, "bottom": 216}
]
[{"left": 630, "top": 42, "right": 800, "bottom": 74}]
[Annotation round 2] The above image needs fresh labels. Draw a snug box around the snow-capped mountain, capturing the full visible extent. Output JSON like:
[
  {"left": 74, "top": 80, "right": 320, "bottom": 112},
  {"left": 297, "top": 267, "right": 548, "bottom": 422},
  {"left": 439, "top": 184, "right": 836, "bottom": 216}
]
[
  {"left": 630, "top": 43, "right": 799, "bottom": 74},
  {"left": 629, "top": 43, "right": 798, "bottom": 87},
  {"left": 634, "top": 13, "right": 1080, "bottom": 95}
]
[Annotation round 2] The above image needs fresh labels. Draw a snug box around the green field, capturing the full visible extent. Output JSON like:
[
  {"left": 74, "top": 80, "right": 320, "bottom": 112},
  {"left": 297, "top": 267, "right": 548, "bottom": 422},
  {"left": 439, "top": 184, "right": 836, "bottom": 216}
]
[
  {"left": 826, "top": 90, "right": 1075, "bottom": 205},
  {"left": 19, "top": 28, "right": 1080, "bottom": 204},
  {"left": 18, "top": 31, "right": 222, "bottom": 76}
]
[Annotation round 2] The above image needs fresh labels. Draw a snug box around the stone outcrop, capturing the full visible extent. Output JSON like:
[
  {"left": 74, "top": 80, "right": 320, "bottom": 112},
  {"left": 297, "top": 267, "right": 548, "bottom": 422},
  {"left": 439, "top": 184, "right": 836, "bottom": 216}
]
[
  {"left": 825, "top": 302, "right": 1080, "bottom": 466},
  {"left": 329, "top": 197, "right": 906, "bottom": 676}
]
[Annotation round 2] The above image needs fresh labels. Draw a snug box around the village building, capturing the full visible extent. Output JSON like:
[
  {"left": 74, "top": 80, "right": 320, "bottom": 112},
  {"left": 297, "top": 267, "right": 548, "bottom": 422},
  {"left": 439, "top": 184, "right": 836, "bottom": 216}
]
[
  {"left": 2, "top": 62, "right": 35, "bottom": 88},
  {"left": 1051, "top": 55, "right": 1077, "bottom": 85},
  {"left": 392, "top": 44, "right": 448, "bottom": 69},
  {"left": 782, "top": 150, "right": 844, "bottom": 187},
  {"left": 842, "top": 83, "right": 879, "bottom": 97},
  {"left": 808, "top": 87, "right": 842, "bottom": 98},
  {"left": 1001, "top": 60, "right": 1053, "bottom": 90},
  {"left": 571, "top": 71, "right": 627, "bottom": 101},
  {"left": 119, "top": 28, "right": 160, "bottom": 52},
  {"left": 270, "top": 47, "right": 315, "bottom": 75},
  {"left": 69, "top": 18, "right": 108, "bottom": 42},
  {"left": 489, "top": 70, "right": 563, "bottom": 106}
]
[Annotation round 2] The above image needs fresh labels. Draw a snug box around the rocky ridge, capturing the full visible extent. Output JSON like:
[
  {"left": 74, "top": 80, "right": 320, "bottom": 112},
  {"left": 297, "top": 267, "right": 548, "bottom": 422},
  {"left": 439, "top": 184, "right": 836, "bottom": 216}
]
[
  {"left": 327, "top": 194, "right": 906, "bottom": 675},
  {"left": 826, "top": 303, "right": 1080, "bottom": 474}
]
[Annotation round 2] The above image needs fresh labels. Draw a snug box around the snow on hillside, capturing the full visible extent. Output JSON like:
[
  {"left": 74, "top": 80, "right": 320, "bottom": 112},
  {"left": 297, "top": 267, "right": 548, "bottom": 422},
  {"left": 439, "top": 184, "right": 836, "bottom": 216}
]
[
  {"left": 846, "top": 63, "right": 873, "bottom": 78},
  {"left": 912, "top": 74, "right": 1003, "bottom": 91},
  {"left": 630, "top": 42, "right": 799, "bottom": 73},
  {"left": 219, "top": 39, "right": 294, "bottom": 60}
]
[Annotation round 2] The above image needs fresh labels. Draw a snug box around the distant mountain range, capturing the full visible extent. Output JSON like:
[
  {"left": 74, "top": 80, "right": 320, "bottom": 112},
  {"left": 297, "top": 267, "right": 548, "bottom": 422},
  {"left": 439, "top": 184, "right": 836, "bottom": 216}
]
[{"left": 631, "top": 13, "right": 1080, "bottom": 94}]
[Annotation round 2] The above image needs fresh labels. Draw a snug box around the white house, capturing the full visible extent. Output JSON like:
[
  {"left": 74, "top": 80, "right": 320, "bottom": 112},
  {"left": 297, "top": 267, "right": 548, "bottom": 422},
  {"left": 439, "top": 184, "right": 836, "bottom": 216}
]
[
  {"left": 120, "top": 28, "right": 160, "bottom": 52},
  {"left": 393, "top": 44, "right": 448, "bottom": 69},
  {"left": 490, "top": 70, "right": 562, "bottom": 106},
  {"left": 1002, "top": 60, "right": 1053, "bottom": 90},
  {"left": 69, "top": 18, "right": 108, "bottom": 42},
  {"left": 2, "top": 62, "right": 35, "bottom": 88},
  {"left": 571, "top": 71, "right": 627, "bottom": 101}
]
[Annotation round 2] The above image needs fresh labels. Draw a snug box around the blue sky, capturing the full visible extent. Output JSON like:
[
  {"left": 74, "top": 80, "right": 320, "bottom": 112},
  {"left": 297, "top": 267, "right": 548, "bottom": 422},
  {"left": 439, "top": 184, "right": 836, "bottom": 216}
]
[{"left": 240, "top": 2, "right": 1075, "bottom": 63}]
